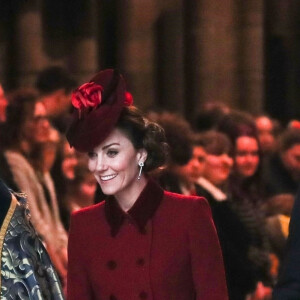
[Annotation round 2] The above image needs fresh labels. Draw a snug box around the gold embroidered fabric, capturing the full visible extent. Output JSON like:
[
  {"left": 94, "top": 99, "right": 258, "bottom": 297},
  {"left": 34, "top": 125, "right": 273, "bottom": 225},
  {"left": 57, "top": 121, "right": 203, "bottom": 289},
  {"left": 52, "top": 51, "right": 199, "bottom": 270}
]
[
  {"left": 0, "top": 195, "right": 16, "bottom": 290},
  {"left": 0, "top": 194, "right": 64, "bottom": 299}
]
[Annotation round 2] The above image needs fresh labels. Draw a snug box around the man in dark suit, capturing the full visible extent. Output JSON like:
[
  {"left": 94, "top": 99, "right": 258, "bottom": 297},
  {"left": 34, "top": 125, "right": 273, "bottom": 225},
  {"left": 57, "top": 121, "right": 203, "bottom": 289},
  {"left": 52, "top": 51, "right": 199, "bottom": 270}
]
[{"left": 273, "top": 188, "right": 300, "bottom": 299}]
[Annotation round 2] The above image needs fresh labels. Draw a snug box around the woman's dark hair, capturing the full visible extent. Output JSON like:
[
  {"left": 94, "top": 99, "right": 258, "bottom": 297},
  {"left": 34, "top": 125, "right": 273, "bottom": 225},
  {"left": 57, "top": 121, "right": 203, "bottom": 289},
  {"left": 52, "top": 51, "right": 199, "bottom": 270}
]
[
  {"left": 193, "top": 101, "right": 230, "bottom": 132},
  {"left": 216, "top": 110, "right": 258, "bottom": 145},
  {"left": 200, "top": 130, "right": 232, "bottom": 156},
  {"left": 192, "top": 133, "right": 206, "bottom": 147},
  {"left": 216, "top": 110, "right": 262, "bottom": 178},
  {"left": 279, "top": 128, "right": 300, "bottom": 152},
  {"left": 2, "top": 88, "right": 38, "bottom": 149},
  {"left": 116, "top": 106, "right": 168, "bottom": 172},
  {"left": 149, "top": 111, "right": 194, "bottom": 166}
]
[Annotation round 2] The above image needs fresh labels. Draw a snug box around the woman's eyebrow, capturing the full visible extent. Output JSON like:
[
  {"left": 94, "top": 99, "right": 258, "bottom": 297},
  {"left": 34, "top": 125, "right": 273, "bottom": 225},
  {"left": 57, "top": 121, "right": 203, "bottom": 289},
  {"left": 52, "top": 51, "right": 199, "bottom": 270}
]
[{"left": 102, "top": 143, "right": 120, "bottom": 150}]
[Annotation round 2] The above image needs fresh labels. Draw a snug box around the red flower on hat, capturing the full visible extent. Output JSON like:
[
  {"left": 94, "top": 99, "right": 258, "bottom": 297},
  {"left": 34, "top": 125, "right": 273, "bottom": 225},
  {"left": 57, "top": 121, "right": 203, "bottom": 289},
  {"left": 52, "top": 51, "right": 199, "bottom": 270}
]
[
  {"left": 72, "top": 82, "right": 104, "bottom": 111},
  {"left": 124, "top": 91, "right": 133, "bottom": 106}
]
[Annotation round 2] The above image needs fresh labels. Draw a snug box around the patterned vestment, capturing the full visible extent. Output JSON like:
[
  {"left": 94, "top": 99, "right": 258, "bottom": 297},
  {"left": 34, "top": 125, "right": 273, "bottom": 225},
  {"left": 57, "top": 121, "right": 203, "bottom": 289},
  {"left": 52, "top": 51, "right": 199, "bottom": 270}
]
[{"left": 0, "top": 194, "right": 64, "bottom": 300}]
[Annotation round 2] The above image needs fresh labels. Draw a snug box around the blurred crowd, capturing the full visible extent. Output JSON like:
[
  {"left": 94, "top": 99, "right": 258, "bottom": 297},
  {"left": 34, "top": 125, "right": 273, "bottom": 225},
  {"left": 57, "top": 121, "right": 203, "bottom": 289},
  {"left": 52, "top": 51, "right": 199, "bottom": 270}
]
[{"left": 1, "top": 66, "right": 300, "bottom": 299}]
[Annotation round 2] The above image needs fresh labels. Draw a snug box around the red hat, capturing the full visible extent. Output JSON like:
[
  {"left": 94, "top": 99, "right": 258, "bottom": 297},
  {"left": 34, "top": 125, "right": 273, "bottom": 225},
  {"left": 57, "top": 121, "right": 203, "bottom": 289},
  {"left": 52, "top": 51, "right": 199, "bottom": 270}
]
[{"left": 66, "top": 69, "right": 133, "bottom": 152}]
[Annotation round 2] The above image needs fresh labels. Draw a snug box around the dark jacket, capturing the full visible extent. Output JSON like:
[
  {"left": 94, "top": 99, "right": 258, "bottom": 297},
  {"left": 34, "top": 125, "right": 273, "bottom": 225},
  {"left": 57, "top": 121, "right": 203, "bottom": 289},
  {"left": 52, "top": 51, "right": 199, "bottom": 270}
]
[
  {"left": 195, "top": 183, "right": 257, "bottom": 300},
  {"left": 263, "top": 154, "right": 299, "bottom": 197},
  {"left": 273, "top": 188, "right": 300, "bottom": 299}
]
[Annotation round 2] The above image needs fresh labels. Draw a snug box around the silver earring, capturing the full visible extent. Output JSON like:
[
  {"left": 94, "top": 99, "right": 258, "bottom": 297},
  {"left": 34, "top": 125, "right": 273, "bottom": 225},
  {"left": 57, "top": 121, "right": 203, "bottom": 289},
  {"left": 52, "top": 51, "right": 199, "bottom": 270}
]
[{"left": 138, "top": 162, "right": 144, "bottom": 180}]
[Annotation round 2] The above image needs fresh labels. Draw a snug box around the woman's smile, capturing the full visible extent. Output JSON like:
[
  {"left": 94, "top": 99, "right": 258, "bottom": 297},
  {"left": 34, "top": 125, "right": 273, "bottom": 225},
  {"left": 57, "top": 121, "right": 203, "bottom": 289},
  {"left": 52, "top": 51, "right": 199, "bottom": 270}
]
[{"left": 100, "top": 174, "right": 118, "bottom": 181}]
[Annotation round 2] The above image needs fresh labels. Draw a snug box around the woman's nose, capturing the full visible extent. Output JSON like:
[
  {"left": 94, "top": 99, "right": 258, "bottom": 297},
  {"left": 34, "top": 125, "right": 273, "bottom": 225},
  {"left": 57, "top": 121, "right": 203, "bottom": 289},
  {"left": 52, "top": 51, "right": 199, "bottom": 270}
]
[
  {"left": 89, "top": 155, "right": 106, "bottom": 173},
  {"left": 95, "top": 156, "right": 108, "bottom": 172}
]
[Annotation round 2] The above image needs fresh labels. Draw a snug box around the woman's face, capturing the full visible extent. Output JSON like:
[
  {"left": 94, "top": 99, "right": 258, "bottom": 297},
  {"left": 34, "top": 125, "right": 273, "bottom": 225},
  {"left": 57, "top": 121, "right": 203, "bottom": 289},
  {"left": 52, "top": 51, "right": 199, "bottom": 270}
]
[
  {"left": 23, "top": 102, "right": 50, "bottom": 144},
  {"left": 203, "top": 153, "right": 233, "bottom": 186},
  {"left": 235, "top": 136, "right": 259, "bottom": 178},
  {"left": 62, "top": 142, "right": 78, "bottom": 180},
  {"left": 88, "top": 128, "right": 147, "bottom": 199},
  {"left": 184, "top": 146, "right": 206, "bottom": 181}
]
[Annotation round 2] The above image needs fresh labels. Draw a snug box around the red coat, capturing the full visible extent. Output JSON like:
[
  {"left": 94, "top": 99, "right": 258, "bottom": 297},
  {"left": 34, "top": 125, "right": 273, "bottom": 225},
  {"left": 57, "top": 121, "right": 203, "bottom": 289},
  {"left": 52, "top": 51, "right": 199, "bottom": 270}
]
[{"left": 67, "top": 179, "right": 228, "bottom": 300}]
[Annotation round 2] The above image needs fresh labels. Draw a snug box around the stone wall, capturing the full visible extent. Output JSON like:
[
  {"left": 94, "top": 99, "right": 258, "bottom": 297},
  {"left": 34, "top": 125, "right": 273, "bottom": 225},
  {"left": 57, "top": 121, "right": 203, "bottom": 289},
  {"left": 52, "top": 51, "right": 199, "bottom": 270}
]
[{"left": 0, "top": 0, "right": 298, "bottom": 122}]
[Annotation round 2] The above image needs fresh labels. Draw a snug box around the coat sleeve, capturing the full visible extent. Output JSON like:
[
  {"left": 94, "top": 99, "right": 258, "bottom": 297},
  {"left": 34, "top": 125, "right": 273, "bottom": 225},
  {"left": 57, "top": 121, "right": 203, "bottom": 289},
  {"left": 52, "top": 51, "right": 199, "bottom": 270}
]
[
  {"left": 273, "top": 188, "right": 300, "bottom": 299},
  {"left": 67, "top": 212, "right": 93, "bottom": 300},
  {"left": 188, "top": 197, "right": 228, "bottom": 300}
]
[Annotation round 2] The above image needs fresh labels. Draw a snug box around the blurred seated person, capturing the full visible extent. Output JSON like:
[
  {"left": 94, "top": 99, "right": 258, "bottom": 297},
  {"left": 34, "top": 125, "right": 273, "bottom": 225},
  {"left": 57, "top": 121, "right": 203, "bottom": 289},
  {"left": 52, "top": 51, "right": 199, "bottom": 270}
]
[
  {"left": 51, "top": 137, "right": 79, "bottom": 201},
  {"left": 255, "top": 115, "right": 279, "bottom": 157},
  {"left": 0, "top": 84, "right": 8, "bottom": 123},
  {"left": 61, "top": 162, "right": 97, "bottom": 230},
  {"left": 273, "top": 189, "right": 300, "bottom": 299},
  {"left": 36, "top": 66, "right": 77, "bottom": 133},
  {"left": 150, "top": 111, "right": 196, "bottom": 195},
  {"left": 193, "top": 101, "right": 230, "bottom": 132},
  {"left": 0, "top": 84, "right": 8, "bottom": 154},
  {"left": 263, "top": 128, "right": 300, "bottom": 216},
  {"left": 0, "top": 88, "right": 68, "bottom": 281},
  {"left": 217, "top": 111, "right": 273, "bottom": 289},
  {"left": 193, "top": 130, "right": 265, "bottom": 299},
  {"left": 0, "top": 178, "right": 64, "bottom": 299},
  {"left": 265, "top": 213, "right": 290, "bottom": 266},
  {"left": 183, "top": 133, "right": 207, "bottom": 183}
]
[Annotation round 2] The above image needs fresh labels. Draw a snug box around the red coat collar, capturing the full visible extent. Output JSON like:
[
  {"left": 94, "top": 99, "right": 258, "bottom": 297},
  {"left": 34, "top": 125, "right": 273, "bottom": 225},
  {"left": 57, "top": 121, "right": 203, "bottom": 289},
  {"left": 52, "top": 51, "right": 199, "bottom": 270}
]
[{"left": 104, "top": 178, "right": 164, "bottom": 237}]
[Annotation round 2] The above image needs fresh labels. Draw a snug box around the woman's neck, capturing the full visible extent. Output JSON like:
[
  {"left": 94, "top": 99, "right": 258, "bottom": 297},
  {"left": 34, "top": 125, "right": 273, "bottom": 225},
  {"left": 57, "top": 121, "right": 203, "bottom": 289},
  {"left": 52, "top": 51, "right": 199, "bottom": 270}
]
[{"left": 115, "top": 176, "right": 148, "bottom": 212}]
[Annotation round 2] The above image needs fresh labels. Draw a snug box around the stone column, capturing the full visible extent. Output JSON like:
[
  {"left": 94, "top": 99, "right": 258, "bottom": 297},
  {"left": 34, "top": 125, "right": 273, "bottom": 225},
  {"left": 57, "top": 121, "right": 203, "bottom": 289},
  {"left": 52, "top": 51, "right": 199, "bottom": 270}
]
[
  {"left": 117, "top": 0, "right": 158, "bottom": 110},
  {"left": 68, "top": 0, "right": 99, "bottom": 84},
  {"left": 235, "top": 0, "right": 264, "bottom": 114},
  {"left": 154, "top": 2, "right": 185, "bottom": 114},
  {"left": 186, "top": 0, "right": 238, "bottom": 114},
  {"left": 0, "top": 23, "right": 9, "bottom": 87},
  {"left": 15, "top": 0, "right": 48, "bottom": 87}
]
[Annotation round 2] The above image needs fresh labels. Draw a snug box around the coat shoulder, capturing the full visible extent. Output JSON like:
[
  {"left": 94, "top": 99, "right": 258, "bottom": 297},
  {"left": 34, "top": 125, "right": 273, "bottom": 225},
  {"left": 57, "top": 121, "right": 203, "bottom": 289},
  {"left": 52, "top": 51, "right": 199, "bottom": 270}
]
[
  {"left": 163, "top": 190, "right": 209, "bottom": 207},
  {"left": 162, "top": 191, "right": 211, "bottom": 216},
  {"left": 70, "top": 201, "right": 105, "bottom": 228}
]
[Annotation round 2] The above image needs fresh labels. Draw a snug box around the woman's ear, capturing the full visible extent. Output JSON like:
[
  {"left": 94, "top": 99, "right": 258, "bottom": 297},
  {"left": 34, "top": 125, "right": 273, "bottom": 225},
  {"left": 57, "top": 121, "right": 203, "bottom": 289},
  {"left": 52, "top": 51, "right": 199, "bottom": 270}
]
[{"left": 137, "top": 148, "right": 148, "bottom": 163}]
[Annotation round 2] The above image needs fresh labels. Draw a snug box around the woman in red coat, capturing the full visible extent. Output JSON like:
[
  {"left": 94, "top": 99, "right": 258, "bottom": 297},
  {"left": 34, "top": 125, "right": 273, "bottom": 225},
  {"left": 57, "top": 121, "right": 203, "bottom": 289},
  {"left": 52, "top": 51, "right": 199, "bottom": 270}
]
[{"left": 66, "top": 69, "right": 228, "bottom": 300}]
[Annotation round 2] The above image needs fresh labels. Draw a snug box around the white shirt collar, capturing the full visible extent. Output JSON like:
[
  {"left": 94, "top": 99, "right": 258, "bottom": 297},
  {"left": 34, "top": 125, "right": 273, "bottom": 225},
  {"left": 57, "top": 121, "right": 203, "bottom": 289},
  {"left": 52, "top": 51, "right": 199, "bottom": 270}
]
[{"left": 196, "top": 177, "right": 227, "bottom": 202}]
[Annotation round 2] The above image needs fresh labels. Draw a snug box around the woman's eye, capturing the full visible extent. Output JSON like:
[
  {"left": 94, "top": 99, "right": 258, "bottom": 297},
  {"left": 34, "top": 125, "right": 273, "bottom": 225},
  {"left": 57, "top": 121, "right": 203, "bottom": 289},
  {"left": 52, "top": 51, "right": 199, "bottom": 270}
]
[
  {"left": 88, "top": 152, "right": 97, "bottom": 159},
  {"left": 107, "top": 149, "right": 118, "bottom": 157}
]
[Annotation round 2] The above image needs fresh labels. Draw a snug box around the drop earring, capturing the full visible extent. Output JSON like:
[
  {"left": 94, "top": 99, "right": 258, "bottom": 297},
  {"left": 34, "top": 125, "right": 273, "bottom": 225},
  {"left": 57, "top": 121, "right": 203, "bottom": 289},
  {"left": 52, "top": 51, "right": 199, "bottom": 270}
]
[{"left": 137, "top": 162, "right": 144, "bottom": 180}]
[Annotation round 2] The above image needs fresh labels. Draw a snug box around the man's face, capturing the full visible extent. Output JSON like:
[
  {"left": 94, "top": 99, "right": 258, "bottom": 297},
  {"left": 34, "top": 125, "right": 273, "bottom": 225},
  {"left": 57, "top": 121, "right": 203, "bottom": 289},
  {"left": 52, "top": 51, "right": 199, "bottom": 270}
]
[
  {"left": 281, "top": 144, "right": 300, "bottom": 179},
  {"left": 256, "top": 116, "right": 276, "bottom": 153},
  {"left": 203, "top": 152, "right": 233, "bottom": 187},
  {"left": 182, "top": 146, "right": 206, "bottom": 182}
]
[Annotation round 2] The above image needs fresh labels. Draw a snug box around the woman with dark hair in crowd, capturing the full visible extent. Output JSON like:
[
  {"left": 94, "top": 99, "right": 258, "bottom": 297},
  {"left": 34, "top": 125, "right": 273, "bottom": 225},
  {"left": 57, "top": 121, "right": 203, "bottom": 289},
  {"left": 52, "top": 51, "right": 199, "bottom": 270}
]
[
  {"left": 66, "top": 69, "right": 228, "bottom": 299},
  {"left": 61, "top": 161, "right": 97, "bottom": 230},
  {"left": 0, "top": 88, "right": 68, "bottom": 282},
  {"left": 217, "top": 111, "right": 273, "bottom": 294},
  {"left": 194, "top": 130, "right": 260, "bottom": 300}
]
